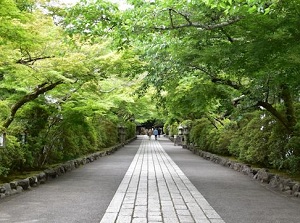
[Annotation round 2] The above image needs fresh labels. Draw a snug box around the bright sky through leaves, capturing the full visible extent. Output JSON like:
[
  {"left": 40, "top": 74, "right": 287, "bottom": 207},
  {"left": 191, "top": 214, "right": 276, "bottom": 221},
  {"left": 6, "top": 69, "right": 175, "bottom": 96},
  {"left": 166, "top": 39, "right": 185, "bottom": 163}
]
[{"left": 58, "top": 0, "right": 130, "bottom": 9}]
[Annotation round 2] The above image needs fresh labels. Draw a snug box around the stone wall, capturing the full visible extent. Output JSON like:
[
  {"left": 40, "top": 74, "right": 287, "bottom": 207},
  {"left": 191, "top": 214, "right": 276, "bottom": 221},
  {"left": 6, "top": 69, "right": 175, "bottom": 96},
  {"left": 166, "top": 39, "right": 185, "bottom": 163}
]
[
  {"left": 186, "top": 145, "right": 300, "bottom": 198},
  {"left": 0, "top": 136, "right": 137, "bottom": 200}
]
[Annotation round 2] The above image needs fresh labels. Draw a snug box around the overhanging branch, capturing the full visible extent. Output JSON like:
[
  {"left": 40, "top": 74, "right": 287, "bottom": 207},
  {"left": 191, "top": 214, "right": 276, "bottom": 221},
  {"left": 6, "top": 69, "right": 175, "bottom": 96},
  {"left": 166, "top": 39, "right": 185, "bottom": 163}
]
[
  {"left": 17, "top": 56, "right": 55, "bottom": 65},
  {"left": 256, "top": 100, "right": 290, "bottom": 131},
  {"left": 154, "top": 13, "right": 241, "bottom": 31},
  {"left": 3, "top": 80, "right": 64, "bottom": 129},
  {"left": 189, "top": 65, "right": 241, "bottom": 90},
  {"left": 211, "top": 77, "right": 241, "bottom": 90}
]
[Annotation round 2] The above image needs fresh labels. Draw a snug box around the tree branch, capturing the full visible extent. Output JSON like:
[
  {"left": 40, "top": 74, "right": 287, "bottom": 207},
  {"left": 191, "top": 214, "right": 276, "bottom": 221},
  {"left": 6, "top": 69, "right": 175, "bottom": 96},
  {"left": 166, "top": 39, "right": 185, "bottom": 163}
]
[
  {"left": 154, "top": 15, "right": 241, "bottom": 31},
  {"left": 3, "top": 80, "right": 63, "bottom": 129},
  {"left": 189, "top": 65, "right": 216, "bottom": 77},
  {"left": 168, "top": 8, "right": 193, "bottom": 26},
  {"left": 16, "top": 56, "right": 55, "bottom": 65},
  {"left": 189, "top": 65, "right": 241, "bottom": 90},
  {"left": 219, "top": 27, "right": 234, "bottom": 43},
  {"left": 169, "top": 9, "right": 174, "bottom": 28},
  {"left": 211, "top": 77, "right": 241, "bottom": 90},
  {"left": 256, "top": 101, "right": 290, "bottom": 131},
  {"left": 211, "top": 15, "right": 235, "bottom": 43}
]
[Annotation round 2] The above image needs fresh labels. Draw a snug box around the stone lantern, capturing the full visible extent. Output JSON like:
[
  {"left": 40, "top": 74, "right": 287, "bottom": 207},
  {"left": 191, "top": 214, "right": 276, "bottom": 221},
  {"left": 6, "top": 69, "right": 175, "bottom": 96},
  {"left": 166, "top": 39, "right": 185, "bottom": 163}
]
[
  {"left": 167, "top": 125, "right": 171, "bottom": 137},
  {"left": 182, "top": 125, "right": 190, "bottom": 149},
  {"left": 117, "top": 125, "right": 126, "bottom": 145},
  {"left": 174, "top": 125, "right": 183, "bottom": 146},
  {"left": 178, "top": 125, "right": 183, "bottom": 135}
]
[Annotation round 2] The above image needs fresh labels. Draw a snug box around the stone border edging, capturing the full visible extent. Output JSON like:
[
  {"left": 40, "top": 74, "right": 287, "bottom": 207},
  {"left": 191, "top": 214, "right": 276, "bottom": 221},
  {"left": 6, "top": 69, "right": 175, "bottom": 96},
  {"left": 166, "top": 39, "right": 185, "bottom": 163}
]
[
  {"left": 0, "top": 136, "right": 137, "bottom": 200},
  {"left": 185, "top": 146, "right": 300, "bottom": 198}
]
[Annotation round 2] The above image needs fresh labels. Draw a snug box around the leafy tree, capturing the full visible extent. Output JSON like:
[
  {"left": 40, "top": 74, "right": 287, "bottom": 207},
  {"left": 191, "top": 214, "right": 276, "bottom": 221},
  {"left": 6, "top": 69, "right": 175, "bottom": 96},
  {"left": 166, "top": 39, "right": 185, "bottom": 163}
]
[
  {"left": 0, "top": 0, "right": 152, "bottom": 176},
  {"left": 111, "top": 0, "right": 300, "bottom": 137}
]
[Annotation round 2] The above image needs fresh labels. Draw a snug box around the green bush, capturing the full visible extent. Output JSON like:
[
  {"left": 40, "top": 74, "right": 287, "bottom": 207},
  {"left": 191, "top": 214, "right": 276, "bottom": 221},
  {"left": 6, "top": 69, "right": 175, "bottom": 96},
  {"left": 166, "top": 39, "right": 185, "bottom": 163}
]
[
  {"left": 187, "top": 111, "right": 300, "bottom": 173},
  {"left": 228, "top": 111, "right": 293, "bottom": 168},
  {"left": 181, "top": 120, "right": 193, "bottom": 129},
  {"left": 190, "top": 118, "right": 213, "bottom": 150},
  {"left": 163, "top": 124, "right": 169, "bottom": 135},
  {"left": 0, "top": 135, "right": 24, "bottom": 176},
  {"left": 164, "top": 118, "right": 179, "bottom": 136},
  {"left": 125, "top": 121, "right": 136, "bottom": 139},
  {"left": 189, "top": 118, "right": 230, "bottom": 155},
  {"left": 208, "top": 120, "right": 232, "bottom": 156},
  {"left": 280, "top": 134, "right": 300, "bottom": 173},
  {"left": 170, "top": 122, "right": 179, "bottom": 136},
  {"left": 0, "top": 103, "right": 136, "bottom": 178},
  {"left": 10, "top": 104, "right": 52, "bottom": 169},
  {"left": 43, "top": 110, "right": 96, "bottom": 163},
  {"left": 95, "top": 118, "right": 118, "bottom": 147}
]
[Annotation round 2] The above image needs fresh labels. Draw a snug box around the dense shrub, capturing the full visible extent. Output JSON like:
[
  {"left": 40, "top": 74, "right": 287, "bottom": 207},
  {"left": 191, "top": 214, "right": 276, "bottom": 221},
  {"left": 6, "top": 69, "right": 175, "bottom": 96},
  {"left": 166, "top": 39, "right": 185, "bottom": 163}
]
[
  {"left": 0, "top": 135, "right": 24, "bottom": 176},
  {"left": 229, "top": 112, "right": 271, "bottom": 165},
  {"left": 228, "top": 111, "right": 292, "bottom": 168},
  {"left": 188, "top": 118, "right": 230, "bottom": 155},
  {"left": 52, "top": 110, "right": 98, "bottom": 162},
  {"left": 13, "top": 104, "right": 53, "bottom": 168},
  {"left": 163, "top": 123, "right": 169, "bottom": 135},
  {"left": 170, "top": 122, "right": 179, "bottom": 136},
  {"left": 185, "top": 110, "right": 300, "bottom": 173},
  {"left": 0, "top": 104, "right": 136, "bottom": 177},
  {"left": 208, "top": 120, "right": 233, "bottom": 156},
  {"left": 125, "top": 121, "right": 136, "bottom": 139},
  {"left": 164, "top": 117, "right": 181, "bottom": 136},
  {"left": 189, "top": 118, "right": 214, "bottom": 150},
  {"left": 94, "top": 118, "right": 118, "bottom": 148}
]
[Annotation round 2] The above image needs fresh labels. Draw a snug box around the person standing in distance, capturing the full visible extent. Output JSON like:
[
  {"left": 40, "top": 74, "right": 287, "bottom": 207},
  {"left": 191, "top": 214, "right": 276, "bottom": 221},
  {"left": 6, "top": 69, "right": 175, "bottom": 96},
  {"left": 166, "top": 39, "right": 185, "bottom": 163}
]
[
  {"left": 147, "top": 129, "right": 152, "bottom": 140},
  {"left": 153, "top": 128, "right": 159, "bottom": 140}
]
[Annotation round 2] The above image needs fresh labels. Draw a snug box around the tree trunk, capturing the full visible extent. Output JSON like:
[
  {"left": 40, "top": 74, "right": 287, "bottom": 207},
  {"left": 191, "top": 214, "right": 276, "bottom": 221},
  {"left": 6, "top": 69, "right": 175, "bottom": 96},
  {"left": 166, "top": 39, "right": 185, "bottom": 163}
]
[
  {"left": 256, "top": 101, "right": 290, "bottom": 132},
  {"left": 280, "top": 84, "right": 296, "bottom": 132},
  {"left": 257, "top": 85, "right": 297, "bottom": 134}
]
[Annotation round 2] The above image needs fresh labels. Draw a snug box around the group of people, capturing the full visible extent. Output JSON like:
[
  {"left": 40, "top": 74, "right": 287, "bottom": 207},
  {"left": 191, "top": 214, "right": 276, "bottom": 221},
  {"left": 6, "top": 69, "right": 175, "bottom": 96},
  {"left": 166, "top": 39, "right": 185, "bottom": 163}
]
[{"left": 146, "top": 128, "right": 161, "bottom": 140}]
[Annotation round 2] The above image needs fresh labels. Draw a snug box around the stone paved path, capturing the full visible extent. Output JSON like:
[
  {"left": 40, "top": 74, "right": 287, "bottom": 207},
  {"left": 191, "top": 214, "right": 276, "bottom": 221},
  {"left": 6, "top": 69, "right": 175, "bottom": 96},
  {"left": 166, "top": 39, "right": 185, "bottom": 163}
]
[{"left": 100, "top": 136, "right": 225, "bottom": 223}]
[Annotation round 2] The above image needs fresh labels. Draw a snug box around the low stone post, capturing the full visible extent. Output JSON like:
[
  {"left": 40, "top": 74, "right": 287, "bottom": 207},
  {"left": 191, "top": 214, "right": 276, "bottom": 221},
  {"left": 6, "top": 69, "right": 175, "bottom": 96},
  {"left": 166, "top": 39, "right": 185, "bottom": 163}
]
[
  {"left": 182, "top": 125, "right": 190, "bottom": 149},
  {"left": 167, "top": 126, "right": 171, "bottom": 138},
  {"left": 178, "top": 125, "right": 183, "bottom": 136},
  {"left": 118, "top": 125, "right": 126, "bottom": 145},
  {"left": 174, "top": 125, "right": 183, "bottom": 146},
  {"left": 173, "top": 135, "right": 177, "bottom": 146}
]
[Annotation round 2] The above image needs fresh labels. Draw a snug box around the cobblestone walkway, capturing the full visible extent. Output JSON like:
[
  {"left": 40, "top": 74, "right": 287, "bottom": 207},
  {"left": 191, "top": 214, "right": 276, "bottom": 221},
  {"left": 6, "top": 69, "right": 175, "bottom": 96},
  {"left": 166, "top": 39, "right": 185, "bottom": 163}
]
[{"left": 100, "top": 136, "right": 225, "bottom": 223}]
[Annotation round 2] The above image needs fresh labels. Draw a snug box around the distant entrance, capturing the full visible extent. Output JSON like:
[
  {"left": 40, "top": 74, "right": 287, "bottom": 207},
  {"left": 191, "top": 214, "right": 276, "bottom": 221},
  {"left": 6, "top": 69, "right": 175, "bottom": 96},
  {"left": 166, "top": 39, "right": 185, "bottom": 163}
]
[{"left": 136, "top": 119, "right": 164, "bottom": 135}]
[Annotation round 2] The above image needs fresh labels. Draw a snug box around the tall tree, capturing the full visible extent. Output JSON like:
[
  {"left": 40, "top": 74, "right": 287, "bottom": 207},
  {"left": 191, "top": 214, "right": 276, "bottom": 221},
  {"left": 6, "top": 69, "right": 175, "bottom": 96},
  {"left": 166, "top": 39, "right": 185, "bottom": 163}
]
[{"left": 62, "top": 0, "right": 299, "bottom": 134}]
